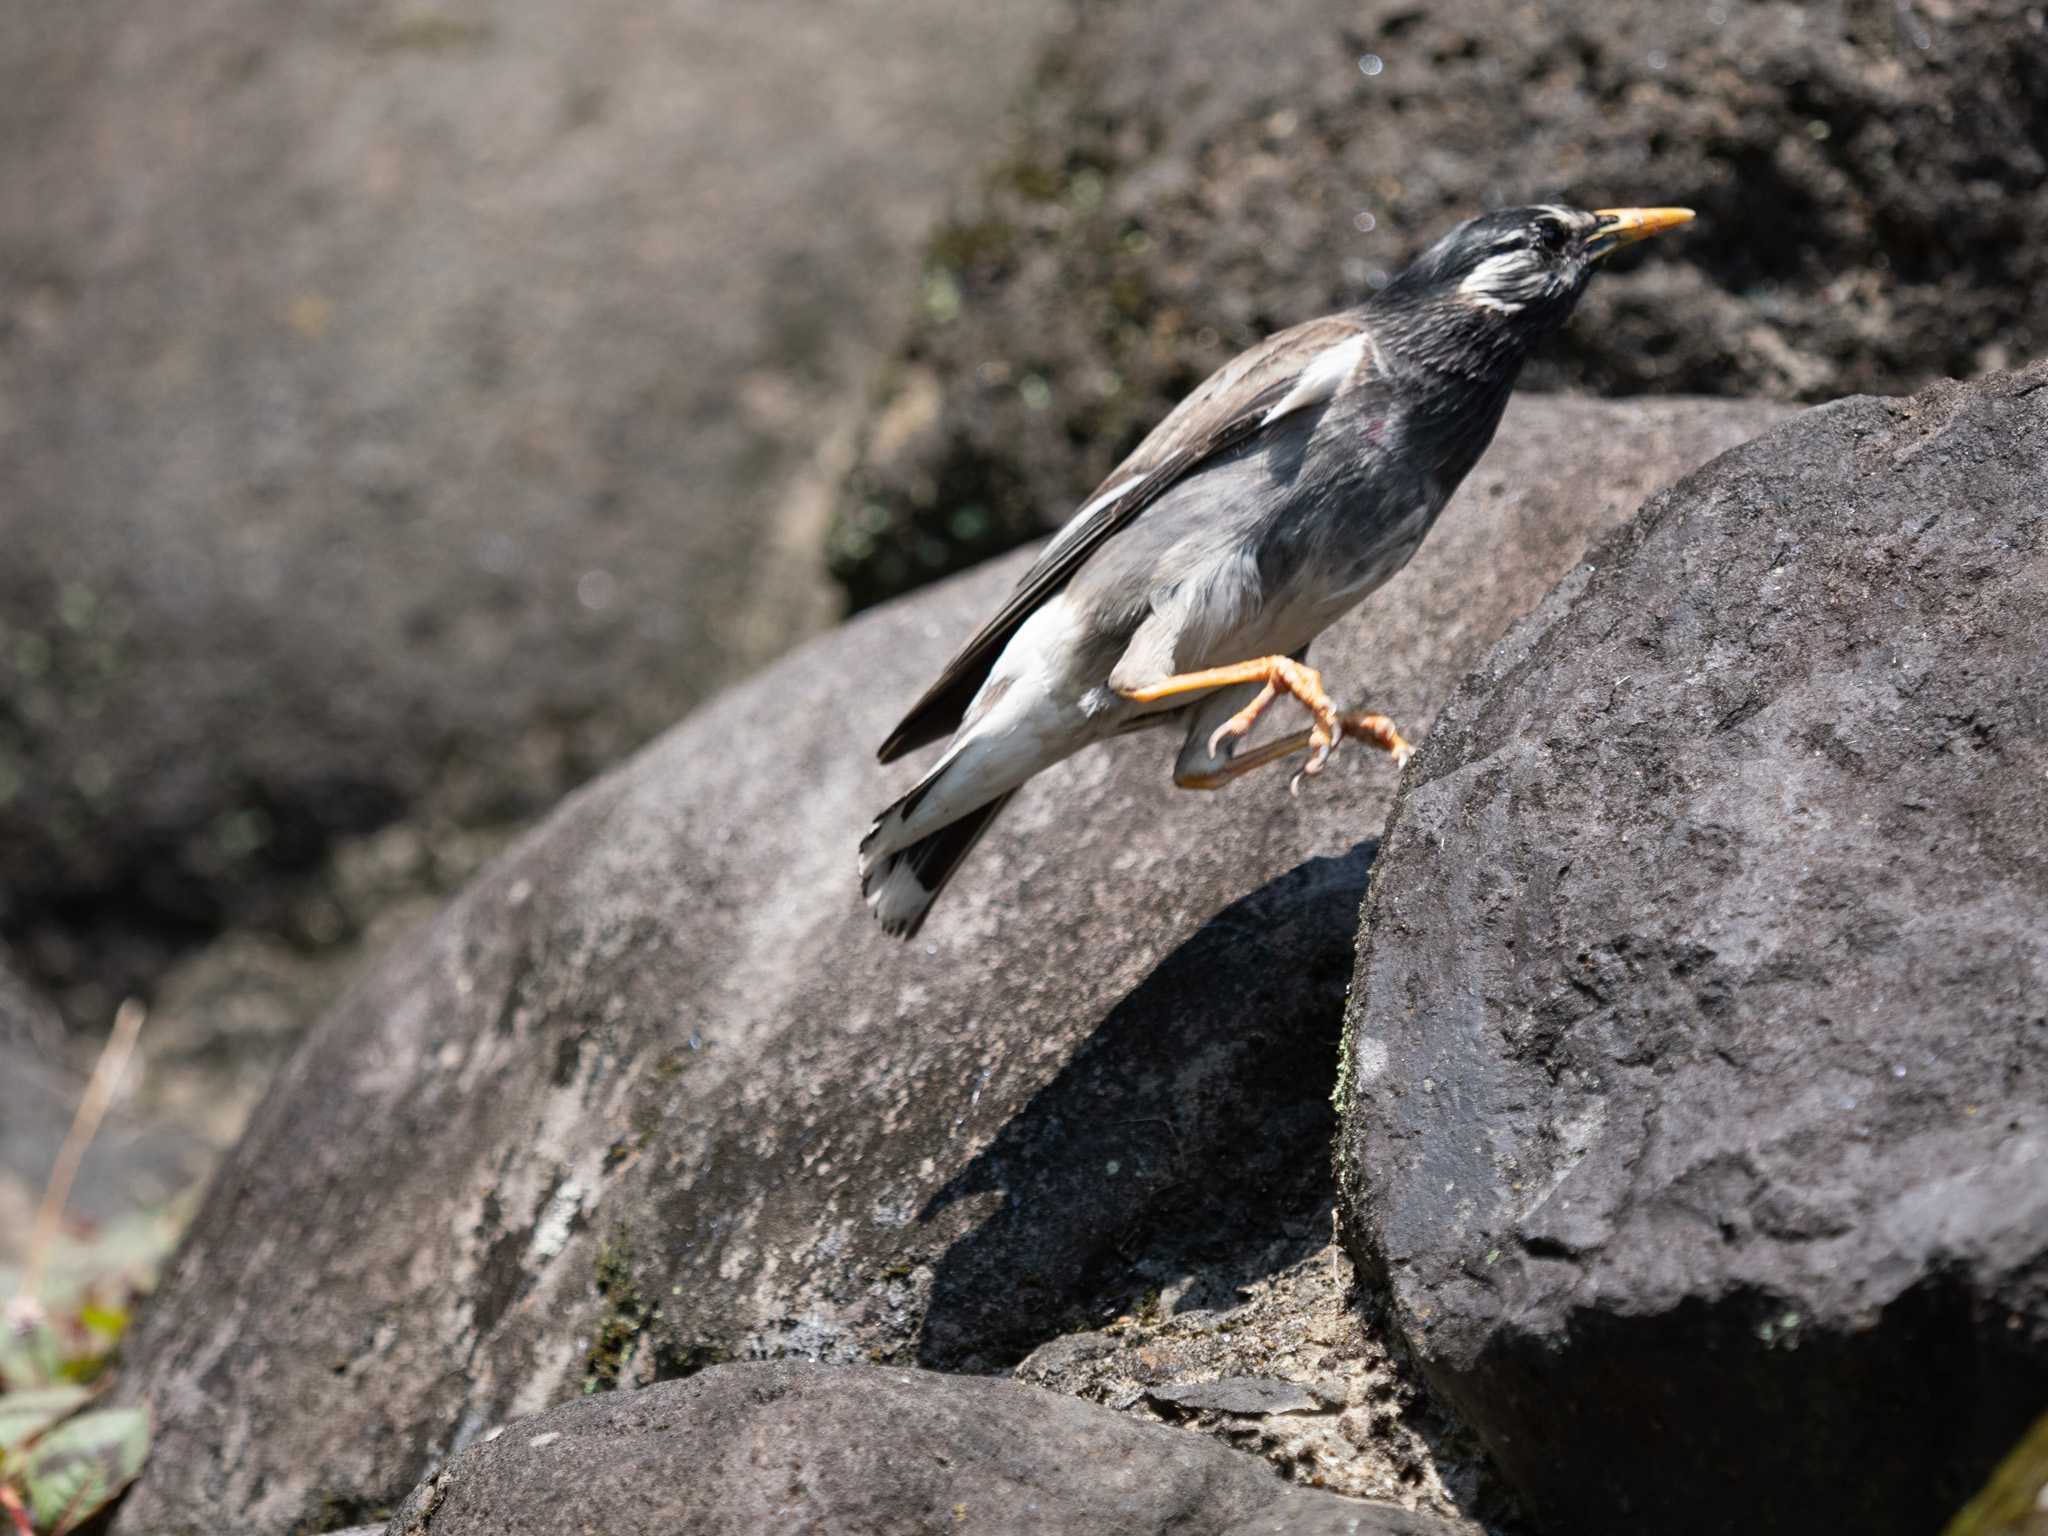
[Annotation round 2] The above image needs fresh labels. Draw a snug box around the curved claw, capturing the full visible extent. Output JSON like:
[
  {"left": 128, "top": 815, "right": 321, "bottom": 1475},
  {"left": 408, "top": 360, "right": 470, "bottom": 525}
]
[
  {"left": 1207, "top": 682, "right": 1278, "bottom": 761},
  {"left": 1290, "top": 711, "right": 1343, "bottom": 793}
]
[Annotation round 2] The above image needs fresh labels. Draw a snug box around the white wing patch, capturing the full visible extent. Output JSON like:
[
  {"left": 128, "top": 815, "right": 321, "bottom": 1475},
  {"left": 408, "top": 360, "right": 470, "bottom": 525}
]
[
  {"left": 1037, "top": 328, "right": 1371, "bottom": 564},
  {"left": 1037, "top": 474, "right": 1145, "bottom": 565},
  {"left": 1458, "top": 250, "right": 1534, "bottom": 313},
  {"left": 1259, "top": 332, "right": 1370, "bottom": 427}
]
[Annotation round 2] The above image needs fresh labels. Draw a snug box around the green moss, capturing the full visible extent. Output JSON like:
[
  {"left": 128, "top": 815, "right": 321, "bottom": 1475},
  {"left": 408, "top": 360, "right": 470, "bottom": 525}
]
[
  {"left": 582, "top": 1236, "right": 654, "bottom": 1393},
  {"left": 582, "top": 1234, "right": 726, "bottom": 1393}
]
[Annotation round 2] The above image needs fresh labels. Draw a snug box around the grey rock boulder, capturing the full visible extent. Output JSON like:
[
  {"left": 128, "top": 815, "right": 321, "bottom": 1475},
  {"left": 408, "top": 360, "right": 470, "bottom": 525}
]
[
  {"left": 0, "top": 0, "right": 1061, "bottom": 1018},
  {"left": 384, "top": 1363, "right": 1468, "bottom": 1536},
  {"left": 1338, "top": 367, "right": 2048, "bottom": 1534},
  {"left": 828, "top": 0, "right": 2048, "bottom": 607},
  {"left": 111, "top": 397, "right": 1783, "bottom": 1533}
]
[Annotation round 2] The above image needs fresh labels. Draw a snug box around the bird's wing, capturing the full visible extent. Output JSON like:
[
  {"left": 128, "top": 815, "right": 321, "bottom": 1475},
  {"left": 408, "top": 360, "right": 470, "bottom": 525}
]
[{"left": 877, "top": 311, "right": 1377, "bottom": 762}]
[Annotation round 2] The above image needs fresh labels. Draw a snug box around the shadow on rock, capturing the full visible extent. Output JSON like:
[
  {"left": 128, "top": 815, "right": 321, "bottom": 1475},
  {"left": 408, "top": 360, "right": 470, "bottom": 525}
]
[
  {"left": 916, "top": 842, "right": 1376, "bottom": 1372},
  {"left": 1433, "top": 1274, "right": 2030, "bottom": 1535}
]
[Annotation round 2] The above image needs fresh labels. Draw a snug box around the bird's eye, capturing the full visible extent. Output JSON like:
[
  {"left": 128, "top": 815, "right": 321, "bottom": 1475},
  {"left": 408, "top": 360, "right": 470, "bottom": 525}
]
[{"left": 1535, "top": 222, "right": 1567, "bottom": 253}]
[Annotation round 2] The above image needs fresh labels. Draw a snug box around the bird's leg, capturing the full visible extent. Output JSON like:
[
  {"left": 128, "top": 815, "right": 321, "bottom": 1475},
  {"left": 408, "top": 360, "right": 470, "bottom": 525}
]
[
  {"left": 1175, "top": 712, "right": 1413, "bottom": 793},
  {"left": 1122, "top": 655, "right": 1409, "bottom": 794}
]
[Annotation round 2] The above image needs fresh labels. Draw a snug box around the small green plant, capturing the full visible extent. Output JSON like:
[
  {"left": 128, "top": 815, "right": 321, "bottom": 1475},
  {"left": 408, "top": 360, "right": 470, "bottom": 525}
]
[
  {"left": 0, "top": 1378, "right": 149, "bottom": 1536},
  {"left": 1, "top": 1001, "right": 169, "bottom": 1534},
  {"left": 1943, "top": 1409, "right": 2048, "bottom": 1536}
]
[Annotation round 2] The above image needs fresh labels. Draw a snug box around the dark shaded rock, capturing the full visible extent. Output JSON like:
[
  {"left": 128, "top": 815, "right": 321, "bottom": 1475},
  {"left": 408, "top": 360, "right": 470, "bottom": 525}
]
[
  {"left": 0, "top": 0, "right": 1063, "bottom": 1022},
  {"left": 385, "top": 1363, "right": 1467, "bottom": 1536},
  {"left": 827, "top": 0, "right": 2048, "bottom": 608},
  {"left": 110, "top": 397, "right": 1781, "bottom": 1533},
  {"left": 1337, "top": 367, "right": 2048, "bottom": 1535}
]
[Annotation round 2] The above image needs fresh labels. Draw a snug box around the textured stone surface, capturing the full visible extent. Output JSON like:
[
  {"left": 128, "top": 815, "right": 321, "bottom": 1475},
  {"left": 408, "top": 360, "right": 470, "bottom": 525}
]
[
  {"left": 0, "top": 0, "right": 1061, "bottom": 1020},
  {"left": 827, "top": 0, "right": 2048, "bottom": 607},
  {"left": 1338, "top": 367, "right": 2048, "bottom": 1534},
  {"left": 385, "top": 1364, "right": 1469, "bottom": 1536},
  {"left": 1014, "top": 1240, "right": 1518, "bottom": 1523},
  {"left": 110, "top": 397, "right": 1781, "bottom": 1533}
]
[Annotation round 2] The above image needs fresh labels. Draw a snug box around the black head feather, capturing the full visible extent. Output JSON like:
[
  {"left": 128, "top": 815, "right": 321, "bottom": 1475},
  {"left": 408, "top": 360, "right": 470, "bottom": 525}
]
[{"left": 1376, "top": 205, "right": 1609, "bottom": 359}]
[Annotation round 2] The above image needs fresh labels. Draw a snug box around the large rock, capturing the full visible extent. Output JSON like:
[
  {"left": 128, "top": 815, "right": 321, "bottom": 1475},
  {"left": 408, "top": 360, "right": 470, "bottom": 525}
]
[
  {"left": 0, "top": 0, "right": 1061, "bottom": 1020},
  {"left": 1337, "top": 367, "right": 2048, "bottom": 1534},
  {"left": 110, "top": 397, "right": 1784, "bottom": 1533},
  {"left": 827, "top": 0, "right": 2048, "bottom": 607},
  {"left": 385, "top": 1363, "right": 1470, "bottom": 1535}
]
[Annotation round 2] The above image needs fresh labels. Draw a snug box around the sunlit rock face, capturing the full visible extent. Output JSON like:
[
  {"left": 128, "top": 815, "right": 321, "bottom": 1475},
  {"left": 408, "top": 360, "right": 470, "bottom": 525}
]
[{"left": 383, "top": 1363, "right": 1475, "bottom": 1536}]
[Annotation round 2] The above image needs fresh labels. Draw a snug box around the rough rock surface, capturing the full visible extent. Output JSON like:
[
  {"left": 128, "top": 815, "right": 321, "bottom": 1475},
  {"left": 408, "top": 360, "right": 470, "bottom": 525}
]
[
  {"left": 0, "top": 0, "right": 1061, "bottom": 1020},
  {"left": 828, "top": 0, "right": 2048, "bottom": 607},
  {"left": 1013, "top": 1239, "right": 1519, "bottom": 1525},
  {"left": 384, "top": 1363, "right": 1469, "bottom": 1536},
  {"left": 109, "top": 397, "right": 1782, "bottom": 1534},
  {"left": 1338, "top": 367, "right": 2048, "bottom": 1535}
]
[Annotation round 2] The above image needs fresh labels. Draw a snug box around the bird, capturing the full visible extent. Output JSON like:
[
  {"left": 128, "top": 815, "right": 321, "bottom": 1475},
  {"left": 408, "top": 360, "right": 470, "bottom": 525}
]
[{"left": 860, "top": 203, "right": 1695, "bottom": 937}]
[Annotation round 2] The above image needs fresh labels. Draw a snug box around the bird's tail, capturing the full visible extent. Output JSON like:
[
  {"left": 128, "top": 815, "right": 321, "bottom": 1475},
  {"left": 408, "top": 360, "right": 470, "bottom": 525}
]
[{"left": 859, "top": 785, "right": 1016, "bottom": 939}]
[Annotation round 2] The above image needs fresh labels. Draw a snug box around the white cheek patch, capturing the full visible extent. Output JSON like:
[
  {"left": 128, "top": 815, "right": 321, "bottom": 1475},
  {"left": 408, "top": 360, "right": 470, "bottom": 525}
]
[{"left": 1459, "top": 250, "right": 1535, "bottom": 313}]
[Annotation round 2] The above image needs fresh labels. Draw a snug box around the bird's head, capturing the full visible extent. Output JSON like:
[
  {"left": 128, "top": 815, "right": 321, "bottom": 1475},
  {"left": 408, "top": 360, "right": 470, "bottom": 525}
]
[{"left": 1376, "top": 204, "right": 1694, "bottom": 365}]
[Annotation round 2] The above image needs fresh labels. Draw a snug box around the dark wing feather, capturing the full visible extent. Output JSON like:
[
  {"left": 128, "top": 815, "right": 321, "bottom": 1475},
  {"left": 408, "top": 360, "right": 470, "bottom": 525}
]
[{"left": 876, "top": 311, "right": 1372, "bottom": 762}]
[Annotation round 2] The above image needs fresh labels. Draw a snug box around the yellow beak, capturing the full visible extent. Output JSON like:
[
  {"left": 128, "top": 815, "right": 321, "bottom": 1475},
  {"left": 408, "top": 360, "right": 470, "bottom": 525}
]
[{"left": 1588, "top": 206, "right": 1696, "bottom": 257}]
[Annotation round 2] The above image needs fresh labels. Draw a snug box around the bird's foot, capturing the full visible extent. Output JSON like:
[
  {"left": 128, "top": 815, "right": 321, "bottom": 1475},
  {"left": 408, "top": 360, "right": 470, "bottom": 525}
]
[
  {"left": 1285, "top": 708, "right": 1414, "bottom": 794},
  {"left": 1203, "top": 655, "right": 1343, "bottom": 768},
  {"left": 1124, "top": 655, "right": 1410, "bottom": 791},
  {"left": 1337, "top": 711, "right": 1413, "bottom": 768},
  {"left": 1172, "top": 708, "right": 1413, "bottom": 791}
]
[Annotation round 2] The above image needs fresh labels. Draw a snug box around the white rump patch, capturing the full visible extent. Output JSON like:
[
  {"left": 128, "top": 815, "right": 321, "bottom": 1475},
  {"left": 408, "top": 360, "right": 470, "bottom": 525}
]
[{"left": 1260, "top": 332, "right": 1370, "bottom": 426}]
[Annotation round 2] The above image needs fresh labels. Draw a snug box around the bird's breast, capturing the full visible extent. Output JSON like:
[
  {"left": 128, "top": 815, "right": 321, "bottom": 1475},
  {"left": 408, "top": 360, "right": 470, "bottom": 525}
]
[{"left": 1245, "top": 471, "right": 1445, "bottom": 653}]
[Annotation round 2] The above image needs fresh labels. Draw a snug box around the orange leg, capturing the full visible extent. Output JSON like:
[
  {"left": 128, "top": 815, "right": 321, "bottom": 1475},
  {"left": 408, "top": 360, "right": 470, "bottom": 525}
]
[
  {"left": 1174, "top": 712, "right": 1412, "bottom": 791},
  {"left": 1118, "top": 656, "right": 1410, "bottom": 791}
]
